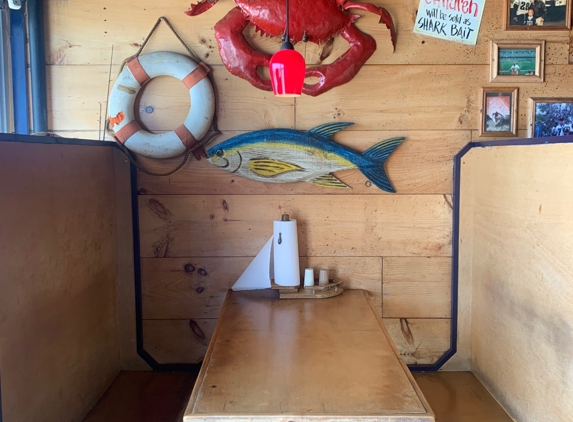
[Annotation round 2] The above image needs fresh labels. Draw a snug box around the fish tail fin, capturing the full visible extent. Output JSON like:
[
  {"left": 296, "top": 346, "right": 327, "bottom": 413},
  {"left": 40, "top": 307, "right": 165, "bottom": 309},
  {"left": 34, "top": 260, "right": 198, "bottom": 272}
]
[{"left": 359, "top": 137, "right": 405, "bottom": 193}]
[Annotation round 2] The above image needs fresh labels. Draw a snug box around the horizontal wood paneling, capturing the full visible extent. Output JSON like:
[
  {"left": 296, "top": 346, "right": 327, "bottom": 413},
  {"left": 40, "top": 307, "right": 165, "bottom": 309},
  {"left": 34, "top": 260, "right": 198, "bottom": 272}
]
[
  {"left": 48, "top": 63, "right": 487, "bottom": 132},
  {"left": 143, "top": 321, "right": 451, "bottom": 367},
  {"left": 138, "top": 194, "right": 452, "bottom": 258},
  {"left": 141, "top": 257, "right": 240, "bottom": 320},
  {"left": 45, "top": 0, "right": 561, "bottom": 369},
  {"left": 143, "top": 319, "right": 217, "bottom": 364},
  {"left": 299, "top": 257, "right": 383, "bottom": 316},
  {"left": 47, "top": 65, "right": 294, "bottom": 132},
  {"left": 49, "top": 63, "right": 573, "bottom": 135},
  {"left": 297, "top": 65, "right": 573, "bottom": 131},
  {"left": 383, "top": 257, "right": 451, "bottom": 318},
  {"left": 44, "top": 0, "right": 280, "bottom": 66},
  {"left": 141, "top": 266, "right": 450, "bottom": 365},
  {"left": 141, "top": 255, "right": 455, "bottom": 364},
  {"left": 136, "top": 130, "right": 469, "bottom": 195},
  {"left": 45, "top": 0, "right": 571, "bottom": 66},
  {"left": 142, "top": 257, "right": 382, "bottom": 320},
  {"left": 383, "top": 318, "right": 450, "bottom": 366},
  {"left": 296, "top": 65, "right": 486, "bottom": 131}
]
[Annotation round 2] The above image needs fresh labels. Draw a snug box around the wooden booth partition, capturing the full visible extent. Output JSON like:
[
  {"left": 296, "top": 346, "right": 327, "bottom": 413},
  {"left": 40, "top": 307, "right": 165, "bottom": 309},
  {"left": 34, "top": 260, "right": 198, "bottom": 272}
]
[
  {"left": 0, "top": 136, "right": 144, "bottom": 422},
  {"left": 43, "top": 0, "right": 573, "bottom": 371},
  {"left": 458, "top": 139, "right": 573, "bottom": 422}
]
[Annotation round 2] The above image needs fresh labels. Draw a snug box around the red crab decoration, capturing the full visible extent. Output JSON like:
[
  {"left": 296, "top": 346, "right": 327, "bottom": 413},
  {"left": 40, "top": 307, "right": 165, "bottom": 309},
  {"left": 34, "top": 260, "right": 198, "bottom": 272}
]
[{"left": 185, "top": 0, "right": 396, "bottom": 96}]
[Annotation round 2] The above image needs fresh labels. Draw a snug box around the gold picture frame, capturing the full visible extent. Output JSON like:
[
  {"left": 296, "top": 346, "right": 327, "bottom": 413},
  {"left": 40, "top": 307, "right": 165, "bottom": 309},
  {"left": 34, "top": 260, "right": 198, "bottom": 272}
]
[
  {"left": 490, "top": 40, "right": 545, "bottom": 83},
  {"left": 479, "top": 87, "right": 519, "bottom": 137},
  {"left": 505, "top": 0, "right": 572, "bottom": 30},
  {"left": 528, "top": 97, "right": 573, "bottom": 137}
]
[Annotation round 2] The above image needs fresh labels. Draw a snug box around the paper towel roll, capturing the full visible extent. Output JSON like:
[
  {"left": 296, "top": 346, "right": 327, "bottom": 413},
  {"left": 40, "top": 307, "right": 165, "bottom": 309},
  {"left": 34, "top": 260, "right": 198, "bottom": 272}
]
[{"left": 273, "top": 219, "right": 300, "bottom": 286}]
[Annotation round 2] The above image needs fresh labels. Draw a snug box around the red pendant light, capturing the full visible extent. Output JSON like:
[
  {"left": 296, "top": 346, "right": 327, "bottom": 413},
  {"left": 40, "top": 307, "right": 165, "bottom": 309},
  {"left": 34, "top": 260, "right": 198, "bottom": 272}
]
[{"left": 269, "top": 0, "right": 305, "bottom": 97}]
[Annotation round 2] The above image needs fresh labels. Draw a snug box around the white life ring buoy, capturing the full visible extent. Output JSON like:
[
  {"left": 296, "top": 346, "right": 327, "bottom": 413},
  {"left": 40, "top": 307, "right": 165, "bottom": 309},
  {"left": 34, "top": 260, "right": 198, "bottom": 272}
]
[{"left": 108, "top": 51, "right": 215, "bottom": 159}]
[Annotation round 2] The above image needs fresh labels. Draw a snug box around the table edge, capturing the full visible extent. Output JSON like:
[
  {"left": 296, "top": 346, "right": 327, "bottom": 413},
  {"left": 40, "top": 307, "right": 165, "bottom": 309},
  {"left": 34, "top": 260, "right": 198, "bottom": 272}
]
[
  {"left": 362, "top": 290, "right": 435, "bottom": 419},
  {"left": 184, "top": 289, "right": 233, "bottom": 416},
  {"left": 184, "top": 289, "right": 435, "bottom": 421},
  {"left": 184, "top": 414, "right": 435, "bottom": 421}
]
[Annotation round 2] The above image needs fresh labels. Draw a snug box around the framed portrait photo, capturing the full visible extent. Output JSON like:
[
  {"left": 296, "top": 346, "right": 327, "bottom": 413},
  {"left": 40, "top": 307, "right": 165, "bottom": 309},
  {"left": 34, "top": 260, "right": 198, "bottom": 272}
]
[
  {"left": 505, "top": 0, "right": 571, "bottom": 30},
  {"left": 528, "top": 98, "right": 573, "bottom": 137},
  {"left": 490, "top": 40, "right": 545, "bottom": 82},
  {"left": 479, "top": 87, "right": 518, "bottom": 137}
]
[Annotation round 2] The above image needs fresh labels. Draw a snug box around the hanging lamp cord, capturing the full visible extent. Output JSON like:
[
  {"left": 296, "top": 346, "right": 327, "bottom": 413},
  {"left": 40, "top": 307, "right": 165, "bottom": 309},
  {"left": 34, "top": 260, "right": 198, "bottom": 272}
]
[
  {"left": 107, "top": 16, "right": 221, "bottom": 177},
  {"left": 280, "top": 0, "right": 294, "bottom": 49},
  {"left": 285, "top": 0, "right": 290, "bottom": 42}
]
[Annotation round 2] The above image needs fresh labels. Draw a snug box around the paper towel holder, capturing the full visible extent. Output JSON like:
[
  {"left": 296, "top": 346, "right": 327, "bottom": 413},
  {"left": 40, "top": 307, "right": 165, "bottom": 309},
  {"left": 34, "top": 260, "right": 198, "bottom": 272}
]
[
  {"left": 275, "top": 278, "right": 344, "bottom": 299},
  {"left": 277, "top": 213, "right": 290, "bottom": 245}
]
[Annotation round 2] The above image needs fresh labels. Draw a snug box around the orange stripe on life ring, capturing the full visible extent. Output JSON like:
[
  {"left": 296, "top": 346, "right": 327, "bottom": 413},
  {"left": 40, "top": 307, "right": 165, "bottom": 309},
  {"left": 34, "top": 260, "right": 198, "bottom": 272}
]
[
  {"left": 182, "top": 62, "right": 210, "bottom": 89},
  {"left": 127, "top": 57, "right": 151, "bottom": 86},
  {"left": 174, "top": 124, "right": 206, "bottom": 160},
  {"left": 114, "top": 120, "right": 142, "bottom": 144}
]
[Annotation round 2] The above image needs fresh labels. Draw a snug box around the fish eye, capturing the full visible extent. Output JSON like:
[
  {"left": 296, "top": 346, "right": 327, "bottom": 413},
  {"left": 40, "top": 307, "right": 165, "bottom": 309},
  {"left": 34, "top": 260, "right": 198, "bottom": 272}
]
[{"left": 215, "top": 149, "right": 225, "bottom": 158}]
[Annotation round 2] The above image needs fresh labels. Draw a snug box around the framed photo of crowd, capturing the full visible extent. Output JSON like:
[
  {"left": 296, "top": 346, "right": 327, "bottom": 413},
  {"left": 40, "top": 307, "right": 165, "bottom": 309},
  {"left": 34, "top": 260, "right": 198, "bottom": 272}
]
[
  {"left": 505, "top": 0, "right": 571, "bottom": 30},
  {"left": 528, "top": 98, "right": 573, "bottom": 137}
]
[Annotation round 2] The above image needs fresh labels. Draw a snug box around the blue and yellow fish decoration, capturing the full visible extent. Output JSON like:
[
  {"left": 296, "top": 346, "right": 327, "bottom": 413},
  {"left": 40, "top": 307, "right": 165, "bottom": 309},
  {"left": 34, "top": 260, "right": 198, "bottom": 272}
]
[{"left": 207, "top": 122, "right": 404, "bottom": 193}]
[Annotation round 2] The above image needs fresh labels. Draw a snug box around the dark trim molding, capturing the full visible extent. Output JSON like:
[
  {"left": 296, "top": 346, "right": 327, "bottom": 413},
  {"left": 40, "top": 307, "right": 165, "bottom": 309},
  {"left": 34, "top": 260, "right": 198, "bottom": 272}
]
[
  {"left": 129, "top": 162, "right": 202, "bottom": 371},
  {"left": 0, "top": 133, "right": 115, "bottom": 147}
]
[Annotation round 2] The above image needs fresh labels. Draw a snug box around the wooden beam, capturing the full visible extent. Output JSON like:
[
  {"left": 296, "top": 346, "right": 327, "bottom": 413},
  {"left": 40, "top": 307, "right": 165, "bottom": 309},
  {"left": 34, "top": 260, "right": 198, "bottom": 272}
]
[
  {"left": 383, "top": 257, "right": 451, "bottom": 318},
  {"left": 138, "top": 194, "right": 452, "bottom": 258}
]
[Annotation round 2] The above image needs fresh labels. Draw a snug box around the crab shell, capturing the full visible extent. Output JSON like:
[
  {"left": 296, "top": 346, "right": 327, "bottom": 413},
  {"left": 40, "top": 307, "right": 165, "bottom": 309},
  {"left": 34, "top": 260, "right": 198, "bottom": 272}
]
[
  {"left": 186, "top": 0, "right": 396, "bottom": 96},
  {"left": 233, "top": 0, "right": 358, "bottom": 44}
]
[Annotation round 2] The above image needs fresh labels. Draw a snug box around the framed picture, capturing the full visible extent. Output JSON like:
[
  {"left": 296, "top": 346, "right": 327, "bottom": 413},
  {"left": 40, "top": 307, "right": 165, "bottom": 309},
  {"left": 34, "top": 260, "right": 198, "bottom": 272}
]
[
  {"left": 505, "top": 0, "right": 571, "bottom": 30},
  {"left": 490, "top": 40, "right": 545, "bottom": 82},
  {"left": 528, "top": 98, "right": 573, "bottom": 137},
  {"left": 479, "top": 87, "right": 518, "bottom": 137}
]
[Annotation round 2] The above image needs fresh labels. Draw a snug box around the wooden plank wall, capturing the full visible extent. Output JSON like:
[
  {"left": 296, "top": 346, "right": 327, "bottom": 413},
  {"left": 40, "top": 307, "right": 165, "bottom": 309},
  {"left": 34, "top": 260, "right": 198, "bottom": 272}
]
[
  {"left": 0, "top": 142, "right": 121, "bottom": 422},
  {"left": 45, "top": 0, "right": 573, "bottom": 367},
  {"left": 464, "top": 144, "right": 573, "bottom": 421}
]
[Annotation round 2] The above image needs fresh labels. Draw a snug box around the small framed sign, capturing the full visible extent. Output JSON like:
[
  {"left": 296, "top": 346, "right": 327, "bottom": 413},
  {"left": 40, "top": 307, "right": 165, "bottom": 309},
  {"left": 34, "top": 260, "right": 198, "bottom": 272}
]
[
  {"left": 479, "top": 87, "right": 519, "bottom": 137},
  {"left": 490, "top": 40, "right": 545, "bottom": 82},
  {"left": 529, "top": 97, "right": 573, "bottom": 137},
  {"left": 505, "top": 0, "right": 571, "bottom": 30}
]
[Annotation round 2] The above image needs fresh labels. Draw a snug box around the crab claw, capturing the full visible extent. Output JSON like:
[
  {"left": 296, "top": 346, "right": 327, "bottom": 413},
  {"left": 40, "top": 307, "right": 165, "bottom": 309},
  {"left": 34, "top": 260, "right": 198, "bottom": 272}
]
[
  {"left": 375, "top": 7, "right": 396, "bottom": 51},
  {"left": 184, "top": 0, "right": 218, "bottom": 16},
  {"left": 340, "top": 1, "right": 396, "bottom": 51},
  {"left": 303, "top": 24, "right": 376, "bottom": 96},
  {"left": 213, "top": 8, "right": 273, "bottom": 91}
]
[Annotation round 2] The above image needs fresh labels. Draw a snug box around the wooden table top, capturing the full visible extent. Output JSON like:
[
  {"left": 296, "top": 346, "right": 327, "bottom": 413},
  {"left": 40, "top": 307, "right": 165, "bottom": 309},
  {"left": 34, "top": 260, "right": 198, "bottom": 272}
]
[{"left": 184, "top": 289, "right": 434, "bottom": 421}]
